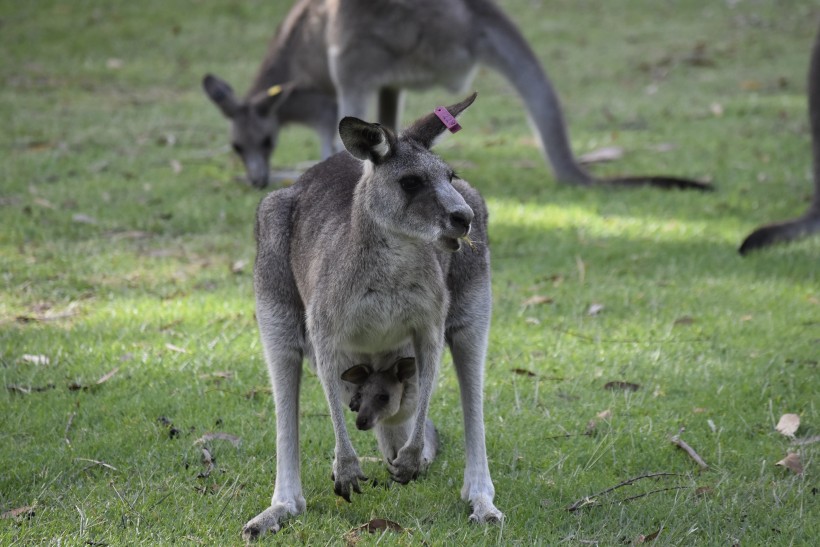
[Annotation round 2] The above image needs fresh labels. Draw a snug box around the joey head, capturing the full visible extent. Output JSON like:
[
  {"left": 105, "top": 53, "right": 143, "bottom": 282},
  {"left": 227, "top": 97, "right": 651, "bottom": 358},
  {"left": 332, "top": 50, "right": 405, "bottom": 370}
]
[{"left": 342, "top": 357, "right": 417, "bottom": 431}]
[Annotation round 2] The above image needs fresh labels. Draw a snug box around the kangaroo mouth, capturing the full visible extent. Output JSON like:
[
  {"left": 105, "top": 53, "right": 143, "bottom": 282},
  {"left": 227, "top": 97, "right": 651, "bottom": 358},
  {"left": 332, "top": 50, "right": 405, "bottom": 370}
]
[{"left": 437, "top": 237, "right": 462, "bottom": 252}]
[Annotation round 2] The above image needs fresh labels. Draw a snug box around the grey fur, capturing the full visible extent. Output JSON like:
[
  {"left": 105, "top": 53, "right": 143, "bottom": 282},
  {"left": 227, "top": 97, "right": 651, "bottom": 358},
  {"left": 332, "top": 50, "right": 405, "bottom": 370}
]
[
  {"left": 242, "top": 94, "right": 501, "bottom": 540},
  {"left": 203, "top": 0, "right": 709, "bottom": 190}
]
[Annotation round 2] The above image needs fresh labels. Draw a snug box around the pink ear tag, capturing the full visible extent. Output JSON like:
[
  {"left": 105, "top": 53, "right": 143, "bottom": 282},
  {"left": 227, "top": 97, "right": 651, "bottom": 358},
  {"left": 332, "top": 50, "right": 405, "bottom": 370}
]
[{"left": 434, "top": 106, "right": 462, "bottom": 133}]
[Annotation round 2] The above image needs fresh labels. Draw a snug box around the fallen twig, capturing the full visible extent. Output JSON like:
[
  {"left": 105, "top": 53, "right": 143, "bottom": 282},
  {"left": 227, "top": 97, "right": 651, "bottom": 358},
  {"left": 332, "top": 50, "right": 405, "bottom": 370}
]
[
  {"left": 567, "top": 472, "right": 680, "bottom": 511},
  {"left": 671, "top": 429, "right": 708, "bottom": 469},
  {"left": 619, "top": 485, "right": 691, "bottom": 504},
  {"left": 544, "top": 432, "right": 592, "bottom": 441},
  {"left": 76, "top": 458, "right": 118, "bottom": 472},
  {"left": 791, "top": 435, "right": 820, "bottom": 446}
]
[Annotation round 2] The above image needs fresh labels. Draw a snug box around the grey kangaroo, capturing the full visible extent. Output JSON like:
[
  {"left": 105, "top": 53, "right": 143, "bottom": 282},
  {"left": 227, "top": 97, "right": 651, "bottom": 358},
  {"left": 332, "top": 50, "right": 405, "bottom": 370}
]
[
  {"left": 244, "top": 93, "right": 501, "bottom": 539},
  {"left": 740, "top": 23, "right": 820, "bottom": 254},
  {"left": 203, "top": 0, "right": 710, "bottom": 190}
]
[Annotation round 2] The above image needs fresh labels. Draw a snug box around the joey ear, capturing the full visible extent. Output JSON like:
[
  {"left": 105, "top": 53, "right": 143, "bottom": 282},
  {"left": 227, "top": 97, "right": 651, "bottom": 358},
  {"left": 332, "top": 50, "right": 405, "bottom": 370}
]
[
  {"left": 202, "top": 74, "right": 240, "bottom": 119},
  {"left": 339, "top": 117, "right": 397, "bottom": 164},
  {"left": 394, "top": 357, "right": 416, "bottom": 382},
  {"left": 341, "top": 364, "right": 372, "bottom": 385},
  {"left": 249, "top": 81, "right": 296, "bottom": 116},
  {"left": 403, "top": 92, "right": 478, "bottom": 149}
]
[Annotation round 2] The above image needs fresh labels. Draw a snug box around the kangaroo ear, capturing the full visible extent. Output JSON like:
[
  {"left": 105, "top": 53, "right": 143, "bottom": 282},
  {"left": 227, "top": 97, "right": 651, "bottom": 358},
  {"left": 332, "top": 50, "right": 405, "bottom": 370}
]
[
  {"left": 403, "top": 92, "right": 477, "bottom": 149},
  {"left": 341, "top": 364, "right": 372, "bottom": 385},
  {"left": 339, "top": 118, "right": 397, "bottom": 164},
  {"left": 394, "top": 357, "right": 416, "bottom": 382},
  {"left": 202, "top": 74, "right": 240, "bottom": 119},
  {"left": 249, "top": 81, "right": 296, "bottom": 116}
]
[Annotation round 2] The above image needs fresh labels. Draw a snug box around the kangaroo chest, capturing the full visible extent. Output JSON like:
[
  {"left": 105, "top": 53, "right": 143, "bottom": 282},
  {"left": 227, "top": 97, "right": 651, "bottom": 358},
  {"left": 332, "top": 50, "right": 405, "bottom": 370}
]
[{"left": 333, "top": 250, "right": 448, "bottom": 353}]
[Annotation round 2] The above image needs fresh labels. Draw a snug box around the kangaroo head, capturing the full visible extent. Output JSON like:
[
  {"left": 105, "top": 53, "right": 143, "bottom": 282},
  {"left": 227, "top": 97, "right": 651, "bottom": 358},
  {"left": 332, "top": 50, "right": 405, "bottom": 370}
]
[
  {"left": 339, "top": 93, "right": 478, "bottom": 252},
  {"left": 202, "top": 74, "right": 294, "bottom": 189},
  {"left": 342, "top": 358, "right": 416, "bottom": 431}
]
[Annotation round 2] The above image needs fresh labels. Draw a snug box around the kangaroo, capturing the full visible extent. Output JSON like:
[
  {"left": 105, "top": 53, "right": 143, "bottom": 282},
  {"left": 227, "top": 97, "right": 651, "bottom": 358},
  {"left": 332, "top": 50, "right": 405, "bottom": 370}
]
[
  {"left": 342, "top": 357, "right": 417, "bottom": 432},
  {"left": 203, "top": 0, "right": 710, "bottom": 190},
  {"left": 342, "top": 356, "right": 440, "bottom": 463},
  {"left": 243, "top": 93, "right": 501, "bottom": 539},
  {"left": 740, "top": 24, "right": 820, "bottom": 254}
]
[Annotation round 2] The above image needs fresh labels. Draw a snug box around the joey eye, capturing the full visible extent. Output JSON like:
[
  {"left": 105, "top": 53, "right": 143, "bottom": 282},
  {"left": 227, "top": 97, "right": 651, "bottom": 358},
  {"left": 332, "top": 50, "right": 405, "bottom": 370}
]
[
  {"left": 399, "top": 175, "right": 424, "bottom": 194},
  {"left": 376, "top": 393, "right": 390, "bottom": 404},
  {"left": 261, "top": 136, "right": 272, "bottom": 149},
  {"left": 231, "top": 143, "right": 244, "bottom": 156}
]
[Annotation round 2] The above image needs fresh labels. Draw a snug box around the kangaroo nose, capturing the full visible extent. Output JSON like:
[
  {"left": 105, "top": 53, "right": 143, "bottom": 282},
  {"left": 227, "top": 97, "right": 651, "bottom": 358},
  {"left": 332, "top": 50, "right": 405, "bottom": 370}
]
[{"left": 450, "top": 210, "right": 473, "bottom": 235}]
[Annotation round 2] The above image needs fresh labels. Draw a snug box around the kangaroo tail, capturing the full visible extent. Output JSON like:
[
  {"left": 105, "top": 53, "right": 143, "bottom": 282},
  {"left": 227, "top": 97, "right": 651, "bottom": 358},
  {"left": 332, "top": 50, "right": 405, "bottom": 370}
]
[{"left": 471, "top": 0, "right": 706, "bottom": 191}]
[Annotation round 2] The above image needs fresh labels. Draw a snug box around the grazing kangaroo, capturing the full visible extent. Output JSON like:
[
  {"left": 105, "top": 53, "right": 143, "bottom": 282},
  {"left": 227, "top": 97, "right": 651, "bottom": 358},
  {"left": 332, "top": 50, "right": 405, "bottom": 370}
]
[
  {"left": 740, "top": 24, "right": 820, "bottom": 254},
  {"left": 203, "top": 0, "right": 710, "bottom": 190},
  {"left": 244, "top": 93, "right": 501, "bottom": 539}
]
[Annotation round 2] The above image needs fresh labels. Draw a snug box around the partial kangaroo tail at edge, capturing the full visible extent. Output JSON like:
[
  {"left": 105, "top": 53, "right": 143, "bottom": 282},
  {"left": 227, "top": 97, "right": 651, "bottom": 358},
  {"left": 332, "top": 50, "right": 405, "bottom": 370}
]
[
  {"left": 739, "top": 23, "right": 820, "bottom": 255},
  {"left": 470, "top": 0, "right": 711, "bottom": 191}
]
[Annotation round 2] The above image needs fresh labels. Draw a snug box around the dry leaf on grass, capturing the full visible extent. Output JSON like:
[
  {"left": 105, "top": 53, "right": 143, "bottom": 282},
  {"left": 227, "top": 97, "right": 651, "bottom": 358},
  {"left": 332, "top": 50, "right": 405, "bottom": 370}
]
[
  {"left": 194, "top": 432, "right": 242, "bottom": 448},
  {"left": 21, "top": 354, "right": 50, "bottom": 365},
  {"left": 165, "top": 343, "right": 188, "bottom": 354},
  {"left": 521, "top": 295, "right": 554, "bottom": 308},
  {"left": 1, "top": 506, "right": 35, "bottom": 520},
  {"left": 578, "top": 146, "right": 624, "bottom": 164},
  {"left": 72, "top": 213, "right": 98, "bottom": 225},
  {"left": 775, "top": 414, "right": 800, "bottom": 438},
  {"left": 512, "top": 368, "right": 537, "bottom": 377},
  {"left": 674, "top": 316, "right": 695, "bottom": 326},
  {"left": 587, "top": 303, "right": 605, "bottom": 316},
  {"left": 776, "top": 453, "right": 803, "bottom": 475},
  {"left": 345, "top": 518, "right": 404, "bottom": 545},
  {"left": 585, "top": 409, "right": 612, "bottom": 434},
  {"left": 230, "top": 259, "right": 248, "bottom": 274},
  {"left": 96, "top": 367, "right": 119, "bottom": 385}
]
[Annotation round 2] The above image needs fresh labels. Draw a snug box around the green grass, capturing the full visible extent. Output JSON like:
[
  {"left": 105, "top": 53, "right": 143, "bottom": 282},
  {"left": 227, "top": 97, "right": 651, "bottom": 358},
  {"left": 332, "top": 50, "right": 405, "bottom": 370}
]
[{"left": 2, "top": 0, "right": 818, "bottom": 544}]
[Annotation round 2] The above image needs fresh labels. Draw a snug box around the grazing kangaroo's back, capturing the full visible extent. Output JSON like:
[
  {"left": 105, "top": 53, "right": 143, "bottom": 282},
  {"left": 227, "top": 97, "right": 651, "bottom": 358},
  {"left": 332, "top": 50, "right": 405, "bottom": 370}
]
[
  {"left": 739, "top": 23, "right": 820, "bottom": 254},
  {"left": 204, "top": 0, "right": 710, "bottom": 190},
  {"left": 245, "top": 94, "right": 501, "bottom": 540}
]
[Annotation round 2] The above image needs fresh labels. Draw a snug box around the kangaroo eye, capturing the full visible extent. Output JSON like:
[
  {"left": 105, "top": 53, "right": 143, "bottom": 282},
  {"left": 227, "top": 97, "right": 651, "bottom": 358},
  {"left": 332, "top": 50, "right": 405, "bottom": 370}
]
[
  {"left": 399, "top": 175, "right": 424, "bottom": 194},
  {"left": 261, "top": 136, "right": 272, "bottom": 149},
  {"left": 449, "top": 171, "right": 458, "bottom": 182},
  {"left": 231, "top": 143, "right": 244, "bottom": 156},
  {"left": 377, "top": 393, "right": 390, "bottom": 404}
]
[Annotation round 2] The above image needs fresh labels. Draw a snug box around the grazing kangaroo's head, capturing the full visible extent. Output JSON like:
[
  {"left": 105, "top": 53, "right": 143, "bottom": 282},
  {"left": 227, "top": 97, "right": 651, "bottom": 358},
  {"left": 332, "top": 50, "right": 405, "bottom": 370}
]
[
  {"left": 202, "top": 74, "right": 294, "bottom": 189},
  {"left": 339, "top": 93, "right": 478, "bottom": 252},
  {"left": 342, "top": 358, "right": 417, "bottom": 431}
]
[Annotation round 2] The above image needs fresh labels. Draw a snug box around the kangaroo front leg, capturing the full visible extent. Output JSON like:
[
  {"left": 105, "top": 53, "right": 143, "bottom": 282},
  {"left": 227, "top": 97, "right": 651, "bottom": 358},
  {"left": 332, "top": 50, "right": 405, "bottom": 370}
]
[
  {"left": 449, "top": 323, "right": 503, "bottom": 524},
  {"left": 315, "top": 350, "right": 367, "bottom": 501},
  {"left": 388, "top": 329, "right": 443, "bottom": 484}
]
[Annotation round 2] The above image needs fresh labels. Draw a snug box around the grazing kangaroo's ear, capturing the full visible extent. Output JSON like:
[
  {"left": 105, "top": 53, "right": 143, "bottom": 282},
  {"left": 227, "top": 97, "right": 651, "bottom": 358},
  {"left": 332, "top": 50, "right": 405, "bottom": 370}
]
[
  {"left": 341, "top": 364, "right": 373, "bottom": 385},
  {"left": 202, "top": 74, "right": 241, "bottom": 119},
  {"left": 248, "top": 81, "right": 296, "bottom": 116},
  {"left": 339, "top": 117, "right": 397, "bottom": 164},
  {"left": 394, "top": 358, "right": 416, "bottom": 382},
  {"left": 403, "top": 92, "right": 478, "bottom": 149}
]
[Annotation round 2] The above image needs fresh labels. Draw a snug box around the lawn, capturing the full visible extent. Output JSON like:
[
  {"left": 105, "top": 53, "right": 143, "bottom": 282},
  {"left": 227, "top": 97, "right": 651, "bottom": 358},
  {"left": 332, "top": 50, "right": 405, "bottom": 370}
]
[{"left": 1, "top": 0, "right": 818, "bottom": 544}]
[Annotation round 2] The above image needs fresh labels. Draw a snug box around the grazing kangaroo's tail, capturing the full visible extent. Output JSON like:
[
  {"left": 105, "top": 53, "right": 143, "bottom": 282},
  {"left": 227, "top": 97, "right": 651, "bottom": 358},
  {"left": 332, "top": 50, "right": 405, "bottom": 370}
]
[
  {"left": 739, "top": 23, "right": 820, "bottom": 254},
  {"left": 470, "top": 0, "right": 711, "bottom": 191}
]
